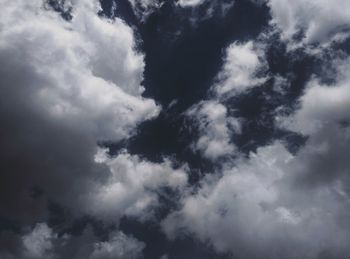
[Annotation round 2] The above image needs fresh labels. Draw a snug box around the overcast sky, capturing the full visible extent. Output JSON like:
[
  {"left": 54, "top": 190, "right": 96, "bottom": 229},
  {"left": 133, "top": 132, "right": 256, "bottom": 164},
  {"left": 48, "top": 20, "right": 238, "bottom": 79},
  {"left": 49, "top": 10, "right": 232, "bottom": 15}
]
[{"left": 1, "top": 0, "right": 350, "bottom": 258}]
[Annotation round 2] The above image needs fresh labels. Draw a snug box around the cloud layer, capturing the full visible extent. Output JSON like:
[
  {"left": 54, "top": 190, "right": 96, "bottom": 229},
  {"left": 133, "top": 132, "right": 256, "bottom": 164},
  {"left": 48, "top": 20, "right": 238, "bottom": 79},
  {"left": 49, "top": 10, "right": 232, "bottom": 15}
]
[
  {"left": 267, "top": 0, "right": 350, "bottom": 43},
  {"left": 1, "top": 0, "right": 350, "bottom": 258},
  {"left": 0, "top": 0, "right": 187, "bottom": 257},
  {"left": 163, "top": 35, "right": 350, "bottom": 259}
]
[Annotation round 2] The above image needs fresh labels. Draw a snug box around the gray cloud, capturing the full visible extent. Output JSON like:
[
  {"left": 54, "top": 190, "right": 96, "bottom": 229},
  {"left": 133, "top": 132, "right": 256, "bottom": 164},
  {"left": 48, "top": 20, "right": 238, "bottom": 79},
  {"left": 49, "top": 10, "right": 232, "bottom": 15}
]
[
  {"left": 2, "top": 0, "right": 350, "bottom": 258},
  {"left": 0, "top": 1, "right": 187, "bottom": 257},
  {"left": 89, "top": 230, "right": 145, "bottom": 259},
  {"left": 162, "top": 38, "right": 350, "bottom": 259},
  {"left": 213, "top": 41, "right": 267, "bottom": 97},
  {"left": 185, "top": 41, "right": 266, "bottom": 161},
  {"left": 186, "top": 100, "right": 239, "bottom": 160},
  {"left": 127, "top": 0, "right": 164, "bottom": 21},
  {"left": 1, "top": 222, "right": 145, "bottom": 259},
  {"left": 266, "top": 0, "right": 350, "bottom": 44}
]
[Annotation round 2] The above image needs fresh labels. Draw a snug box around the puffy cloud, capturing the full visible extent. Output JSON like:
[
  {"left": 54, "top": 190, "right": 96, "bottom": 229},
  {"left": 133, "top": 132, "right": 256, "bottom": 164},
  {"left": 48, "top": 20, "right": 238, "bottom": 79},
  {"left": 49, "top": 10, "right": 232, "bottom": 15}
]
[
  {"left": 177, "top": 0, "right": 236, "bottom": 24},
  {"left": 281, "top": 58, "right": 350, "bottom": 135},
  {"left": 278, "top": 56, "right": 350, "bottom": 189},
  {"left": 0, "top": 0, "right": 159, "bottom": 141},
  {"left": 185, "top": 41, "right": 265, "bottom": 161},
  {"left": 127, "top": 0, "right": 235, "bottom": 22},
  {"left": 214, "top": 41, "right": 267, "bottom": 97},
  {"left": 90, "top": 231, "right": 145, "bottom": 259},
  {"left": 163, "top": 141, "right": 350, "bottom": 258},
  {"left": 0, "top": 0, "right": 190, "bottom": 229},
  {"left": 127, "top": 0, "right": 164, "bottom": 21},
  {"left": 177, "top": 0, "right": 206, "bottom": 7},
  {"left": 176, "top": 0, "right": 234, "bottom": 11},
  {"left": 187, "top": 101, "right": 239, "bottom": 160},
  {"left": 266, "top": 0, "right": 350, "bottom": 43},
  {"left": 89, "top": 149, "right": 188, "bottom": 220},
  {"left": 3, "top": 0, "right": 350, "bottom": 258},
  {"left": 162, "top": 51, "right": 350, "bottom": 258},
  {"left": 6, "top": 223, "right": 145, "bottom": 259},
  {"left": 22, "top": 223, "right": 55, "bottom": 259}
]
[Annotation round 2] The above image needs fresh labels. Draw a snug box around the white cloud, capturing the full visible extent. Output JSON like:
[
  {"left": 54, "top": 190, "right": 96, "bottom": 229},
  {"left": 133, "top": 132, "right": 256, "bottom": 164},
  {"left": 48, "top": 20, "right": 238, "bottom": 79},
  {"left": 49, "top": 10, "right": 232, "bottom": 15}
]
[
  {"left": 185, "top": 41, "right": 265, "bottom": 161},
  {"left": 214, "top": 41, "right": 267, "bottom": 97},
  {"left": 128, "top": 0, "right": 234, "bottom": 22},
  {"left": 281, "top": 58, "right": 350, "bottom": 135},
  {"left": 90, "top": 231, "right": 145, "bottom": 259},
  {"left": 127, "top": 0, "right": 164, "bottom": 22},
  {"left": 266, "top": 0, "right": 350, "bottom": 43},
  {"left": 20, "top": 224, "right": 145, "bottom": 259},
  {"left": 0, "top": 0, "right": 160, "bottom": 142},
  {"left": 177, "top": 0, "right": 205, "bottom": 7},
  {"left": 0, "top": 0, "right": 187, "bottom": 226},
  {"left": 187, "top": 101, "right": 239, "bottom": 160},
  {"left": 163, "top": 54, "right": 350, "bottom": 258},
  {"left": 90, "top": 149, "right": 188, "bottom": 220},
  {"left": 163, "top": 141, "right": 350, "bottom": 258}
]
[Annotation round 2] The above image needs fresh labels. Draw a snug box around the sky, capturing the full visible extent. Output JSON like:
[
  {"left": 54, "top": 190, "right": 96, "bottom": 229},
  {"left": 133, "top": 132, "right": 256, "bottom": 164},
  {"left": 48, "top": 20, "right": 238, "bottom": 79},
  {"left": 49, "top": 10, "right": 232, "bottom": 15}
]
[{"left": 0, "top": 0, "right": 350, "bottom": 258}]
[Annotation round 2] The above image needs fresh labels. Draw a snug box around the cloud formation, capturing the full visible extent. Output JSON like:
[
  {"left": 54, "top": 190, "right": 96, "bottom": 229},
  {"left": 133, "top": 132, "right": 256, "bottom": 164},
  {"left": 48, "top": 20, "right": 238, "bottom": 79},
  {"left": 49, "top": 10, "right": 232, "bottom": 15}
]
[
  {"left": 1, "top": 222, "right": 145, "bottom": 259},
  {"left": 186, "top": 101, "right": 239, "bottom": 160},
  {"left": 266, "top": 0, "right": 350, "bottom": 43},
  {"left": 89, "top": 231, "right": 145, "bottom": 259},
  {"left": 127, "top": 0, "right": 164, "bottom": 21},
  {"left": 22, "top": 223, "right": 55, "bottom": 259},
  {"left": 214, "top": 41, "right": 267, "bottom": 97},
  {"left": 89, "top": 149, "right": 188, "bottom": 220},
  {"left": 163, "top": 138, "right": 350, "bottom": 258},
  {"left": 2, "top": 0, "right": 350, "bottom": 258},
  {"left": 0, "top": 2, "right": 187, "bottom": 257},
  {"left": 163, "top": 42, "right": 350, "bottom": 258},
  {"left": 186, "top": 41, "right": 265, "bottom": 160},
  {"left": 177, "top": 0, "right": 206, "bottom": 7}
]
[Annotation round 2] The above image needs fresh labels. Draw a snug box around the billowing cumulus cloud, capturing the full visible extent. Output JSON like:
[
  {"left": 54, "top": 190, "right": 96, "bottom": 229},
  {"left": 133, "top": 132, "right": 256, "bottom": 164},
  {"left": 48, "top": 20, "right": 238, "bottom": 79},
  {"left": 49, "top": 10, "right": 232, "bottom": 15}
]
[
  {"left": 2, "top": 0, "right": 350, "bottom": 258},
  {"left": 89, "top": 231, "right": 145, "bottom": 259},
  {"left": 22, "top": 223, "right": 55, "bottom": 259},
  {"left": 282, "top": 57, "right": 350, "bottom": 135},
  {"left": 265, "top": 0, "right": 350, "bottom": 43},
  {"left": 186, "top": 41, "right": 265, "bottom": 161},
  {"left": 89, "top": 149, "right": 188, "bottom": 220},
  {"left": 160, "top": 9, "right": 350, "bottom": 256},
  {"left": 279, "top": 56, "right": 350, "bottom": 188},
  {"left": 2, "top": 222, "right": 145, "bottom": 259},
  {"left": 0, "top": 0, "right": 159, "bottom": 141},
  {"left": 162, "top": 44, "right": 350, "bottom": 258},
  {"left": 0, "top": 0, "right": 189, "bottom": 235},
  {"left": 187, "top": 101, "right": 239, "bottom": 160},
  {"left": 214, "top": 41, "right": 267, "bottom": 97},
  {"left": 163, "top": 139, "right": 350, "bottom": 258}
]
